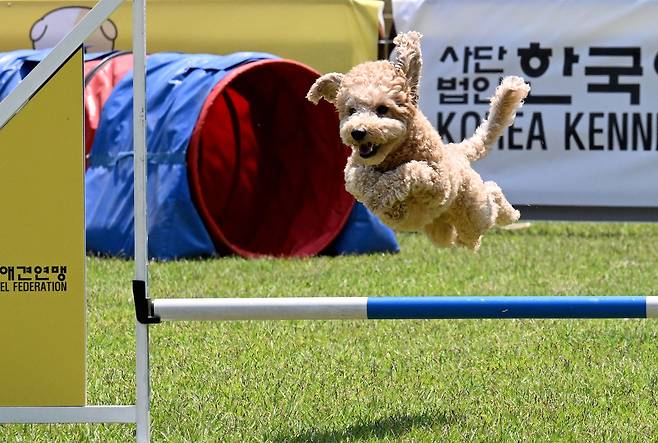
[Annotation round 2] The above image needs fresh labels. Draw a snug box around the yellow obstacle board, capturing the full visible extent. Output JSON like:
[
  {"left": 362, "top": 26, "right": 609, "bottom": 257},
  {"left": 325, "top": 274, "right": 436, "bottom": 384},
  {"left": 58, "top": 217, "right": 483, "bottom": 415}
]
[
  {"left": 0, "top": 0, "right": 382, "bottom": 74},
  {"left": 0, "top": 48, "right": 85, "bottom": 406}
]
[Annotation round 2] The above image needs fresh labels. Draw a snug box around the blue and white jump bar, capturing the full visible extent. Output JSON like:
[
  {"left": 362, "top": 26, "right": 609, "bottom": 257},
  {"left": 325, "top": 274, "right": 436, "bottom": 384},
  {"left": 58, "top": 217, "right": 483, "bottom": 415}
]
[{"left": 152, "top": 296, "right": 658, "bottom": 321}]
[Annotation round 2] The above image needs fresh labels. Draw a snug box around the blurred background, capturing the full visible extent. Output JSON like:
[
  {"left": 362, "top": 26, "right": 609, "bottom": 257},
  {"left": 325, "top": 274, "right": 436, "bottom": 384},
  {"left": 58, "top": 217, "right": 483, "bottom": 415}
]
[{"left": 1, "top": 0, "right": 657, "bottom": 261}]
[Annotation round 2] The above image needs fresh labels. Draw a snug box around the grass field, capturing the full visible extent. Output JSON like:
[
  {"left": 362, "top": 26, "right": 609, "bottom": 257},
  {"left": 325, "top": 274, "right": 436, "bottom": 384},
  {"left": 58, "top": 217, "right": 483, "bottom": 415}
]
[{"left": 2, "top": 222, "right": 658, "bottom": 442}]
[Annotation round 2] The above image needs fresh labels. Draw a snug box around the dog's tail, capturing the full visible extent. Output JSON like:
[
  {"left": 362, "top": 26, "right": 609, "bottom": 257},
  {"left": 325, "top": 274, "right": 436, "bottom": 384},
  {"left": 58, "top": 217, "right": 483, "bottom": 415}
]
[{"left": 456, "top": 76, "right": 530, "bottom": 162}]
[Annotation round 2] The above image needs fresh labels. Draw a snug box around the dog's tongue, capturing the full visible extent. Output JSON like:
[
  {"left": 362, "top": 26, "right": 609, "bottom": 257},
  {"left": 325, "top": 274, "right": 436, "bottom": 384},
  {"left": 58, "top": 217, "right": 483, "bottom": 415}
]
[{"left": 359, "top": 143, "right": 373, "bottom": 156}]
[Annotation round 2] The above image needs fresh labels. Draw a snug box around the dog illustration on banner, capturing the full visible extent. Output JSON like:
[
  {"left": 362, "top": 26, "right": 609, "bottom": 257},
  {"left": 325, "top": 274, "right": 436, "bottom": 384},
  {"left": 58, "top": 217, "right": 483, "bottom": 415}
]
[
  {"left": 30, "top": 6, "right": 117, "bottom": 51},
  {"left": 308, "top": 32, "right": 529, "bottom": 250}
]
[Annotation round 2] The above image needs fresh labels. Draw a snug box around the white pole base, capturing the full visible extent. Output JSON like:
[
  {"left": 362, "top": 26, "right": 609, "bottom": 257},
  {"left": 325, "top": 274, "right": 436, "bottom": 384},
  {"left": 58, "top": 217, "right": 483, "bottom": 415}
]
[{"left": 0, "top": 406, "right": 136, "bottom": 424}]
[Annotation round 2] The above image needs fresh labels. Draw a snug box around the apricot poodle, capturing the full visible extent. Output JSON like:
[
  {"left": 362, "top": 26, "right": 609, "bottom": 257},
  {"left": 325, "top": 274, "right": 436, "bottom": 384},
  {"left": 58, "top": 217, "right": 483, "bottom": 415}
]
[{"left": 307, "top": 31, "right": 530, "bottom": 250}]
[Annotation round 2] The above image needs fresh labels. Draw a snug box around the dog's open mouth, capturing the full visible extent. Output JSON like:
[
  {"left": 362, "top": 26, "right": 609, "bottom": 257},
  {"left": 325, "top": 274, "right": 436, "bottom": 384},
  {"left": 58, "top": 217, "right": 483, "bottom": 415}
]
[{"left": 359, "top": 142, "right": 380, "bottom": 158}]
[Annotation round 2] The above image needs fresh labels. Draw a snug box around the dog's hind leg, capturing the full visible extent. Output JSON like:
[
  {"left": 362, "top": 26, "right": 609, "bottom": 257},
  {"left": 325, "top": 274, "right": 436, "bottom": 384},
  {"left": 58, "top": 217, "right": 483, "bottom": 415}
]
[
  {"left": 454, "top": 226, "right": 484, "bottom": 251},
  {"left": 485, "top": 181, "right": 520, "bottom": 226},
  {"left": 424, "top": 216, "right": 456, "bottom": 247},
  {"left": 448, "top": 188, "right": 497, "bottom": 251}
]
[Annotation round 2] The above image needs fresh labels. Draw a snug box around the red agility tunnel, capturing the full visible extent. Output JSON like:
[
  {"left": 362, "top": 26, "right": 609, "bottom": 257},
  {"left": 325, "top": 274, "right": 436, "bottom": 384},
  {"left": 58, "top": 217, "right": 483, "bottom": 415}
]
[
  {"left": 187, "top": 59, "right": 354, "bottom": 257},
  {"left": 83, "top": 52, "right": 134, "bottom": 163}
]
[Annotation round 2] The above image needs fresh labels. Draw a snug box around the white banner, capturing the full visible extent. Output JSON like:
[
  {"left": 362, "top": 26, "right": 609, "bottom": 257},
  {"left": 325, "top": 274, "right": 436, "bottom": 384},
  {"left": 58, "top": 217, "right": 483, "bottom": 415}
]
[{"left": 394, "top": 0, "right": 658, "bottom": 207}]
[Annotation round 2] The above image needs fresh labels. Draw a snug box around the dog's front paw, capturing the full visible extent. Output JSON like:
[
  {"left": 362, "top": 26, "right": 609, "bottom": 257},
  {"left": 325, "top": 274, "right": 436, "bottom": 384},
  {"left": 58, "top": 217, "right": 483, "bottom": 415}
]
[
  {"left": 367, "top": 161, "right": 436, "bottom": 210},
  {"left": 344, "top": 162, "right": 381, "bottom": 201},
  {"left": 372, "top": 175, "right": 411, "bottom": 210},
  {"left": 399, "top": 160, "right": 441, "bottom": 190}
]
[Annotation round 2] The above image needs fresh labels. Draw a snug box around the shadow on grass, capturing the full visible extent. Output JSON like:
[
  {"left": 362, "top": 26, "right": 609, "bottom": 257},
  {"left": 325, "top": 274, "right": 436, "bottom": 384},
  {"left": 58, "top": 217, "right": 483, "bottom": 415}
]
[{"left": 269, "top": 411, "right": 457, "bottom": 443}]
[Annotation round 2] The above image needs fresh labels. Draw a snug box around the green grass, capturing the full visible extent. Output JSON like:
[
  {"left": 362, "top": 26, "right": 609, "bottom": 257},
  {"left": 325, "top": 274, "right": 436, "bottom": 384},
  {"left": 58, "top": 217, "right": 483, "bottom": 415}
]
[{"left": 2, "top": 222, "right": 658, "bottom": 442}]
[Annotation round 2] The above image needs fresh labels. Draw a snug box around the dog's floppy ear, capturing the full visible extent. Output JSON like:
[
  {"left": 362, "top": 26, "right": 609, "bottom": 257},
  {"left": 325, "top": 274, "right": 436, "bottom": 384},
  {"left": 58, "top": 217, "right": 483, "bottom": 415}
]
[
  {"left": 306, "top": 73, "right": 344, "bottom": 105},
  {"left": 391, "top": 31, "right": 423, "bottom": 104}
]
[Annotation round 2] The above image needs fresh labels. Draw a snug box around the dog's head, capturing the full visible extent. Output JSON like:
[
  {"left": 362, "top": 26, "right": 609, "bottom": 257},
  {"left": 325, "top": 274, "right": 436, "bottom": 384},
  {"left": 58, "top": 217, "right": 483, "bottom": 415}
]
[{"left": 307, "top": 32, "right": 423, "bottom": 166}]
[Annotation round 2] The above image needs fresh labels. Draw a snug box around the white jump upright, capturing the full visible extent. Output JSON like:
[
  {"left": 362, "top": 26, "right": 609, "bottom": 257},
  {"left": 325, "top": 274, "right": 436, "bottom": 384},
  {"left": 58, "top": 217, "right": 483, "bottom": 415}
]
[{"left": 132, "top": 0, "right": 150, "bottom": 441}]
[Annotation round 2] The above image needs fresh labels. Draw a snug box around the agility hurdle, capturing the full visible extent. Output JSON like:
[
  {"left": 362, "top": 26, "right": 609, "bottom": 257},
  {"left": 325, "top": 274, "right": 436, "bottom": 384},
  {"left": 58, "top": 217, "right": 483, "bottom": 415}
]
[
  {"left": 120, "top": 0, "right": 658, "bottom": 439},
  {"left": 136, "top": 295, "right": 658, "bottom": 322},
  {"left": 124, "top": 0, "right": 657, "bottom": 438}
]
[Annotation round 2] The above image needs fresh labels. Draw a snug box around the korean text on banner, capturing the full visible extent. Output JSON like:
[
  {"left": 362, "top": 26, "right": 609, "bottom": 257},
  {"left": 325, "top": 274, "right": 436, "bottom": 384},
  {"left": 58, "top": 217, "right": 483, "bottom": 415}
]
[{"left": 394, "top": 0, "right": 658, "bottom": 207}]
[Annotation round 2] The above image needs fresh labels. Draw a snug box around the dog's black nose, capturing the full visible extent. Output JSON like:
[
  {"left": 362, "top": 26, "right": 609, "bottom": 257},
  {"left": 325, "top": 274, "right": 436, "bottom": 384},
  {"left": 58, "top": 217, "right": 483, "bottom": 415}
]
[{"left": 351, "top": 129, "right": 367, "bottom": 141}]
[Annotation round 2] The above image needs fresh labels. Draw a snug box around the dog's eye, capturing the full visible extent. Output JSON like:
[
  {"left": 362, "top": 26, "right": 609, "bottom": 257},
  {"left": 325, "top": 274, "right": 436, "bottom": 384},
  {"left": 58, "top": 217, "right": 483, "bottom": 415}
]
[
  {"left": 376, "top": 105, "right": 389, "bottom": 115},
  {"left": 348, "top": 107, "right": 356, "bottom": 115}
]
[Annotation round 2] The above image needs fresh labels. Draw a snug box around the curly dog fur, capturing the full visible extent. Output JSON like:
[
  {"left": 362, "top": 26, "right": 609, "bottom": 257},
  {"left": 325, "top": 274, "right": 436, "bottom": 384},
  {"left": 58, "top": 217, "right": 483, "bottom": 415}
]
[{"left": 307, "top": 32, "right": 530, "bottom": 250}]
